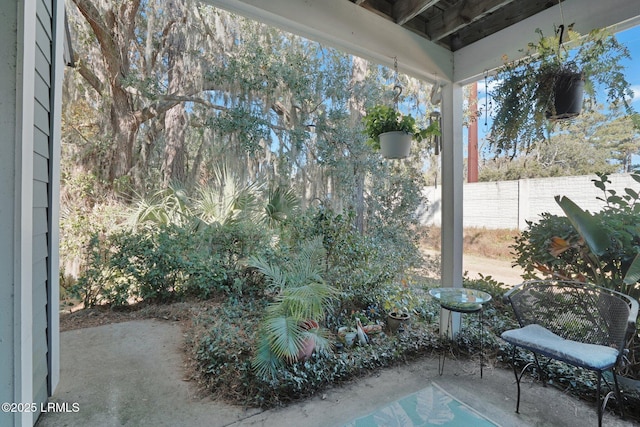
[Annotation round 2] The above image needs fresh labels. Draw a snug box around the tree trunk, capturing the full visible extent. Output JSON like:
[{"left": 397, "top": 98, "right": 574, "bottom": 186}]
[
  {"left": 109, "top": 88, "right": 138, "bottom": 181},
  {"left": 72, "top": 0, "right": 141, "bottom": 183},
  {"left": 348, "top": 57, "right": 368, "bottom": 233},
  {"left": 162, "top": 1, "right": 188, "bottom": 186}
]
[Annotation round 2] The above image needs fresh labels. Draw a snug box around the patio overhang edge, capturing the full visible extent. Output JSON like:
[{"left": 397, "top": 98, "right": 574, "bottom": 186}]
[{"left": 205, "top": 0, "right": 454, "bottom": 84}]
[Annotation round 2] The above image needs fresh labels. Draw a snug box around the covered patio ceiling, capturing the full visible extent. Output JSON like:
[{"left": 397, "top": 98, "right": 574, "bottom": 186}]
[
  {"left": 206, "top": 0, "right": 640, "bottom": 84},
  {"left": 351, "top": 0, "right": 571, "bottom": 52}
]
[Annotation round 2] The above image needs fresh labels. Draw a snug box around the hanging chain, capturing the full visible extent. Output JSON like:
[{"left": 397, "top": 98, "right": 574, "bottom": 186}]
[{"left": 392, "top": 56, "right": 402, "bottom": 109}]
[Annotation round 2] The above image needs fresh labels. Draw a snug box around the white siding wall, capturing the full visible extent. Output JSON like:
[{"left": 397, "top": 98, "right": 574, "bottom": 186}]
[
  {"left": 1, "top": 0, "right": 62, "bottom": 425},
  {"left": 0, "top": 2, "right": 19, "bottom": 425},
  {"left": 32, "top": 0, "right": 54, "bottom": 412},
  {"left": 420, "top": 173, "right": 639, "bottom": 230}
]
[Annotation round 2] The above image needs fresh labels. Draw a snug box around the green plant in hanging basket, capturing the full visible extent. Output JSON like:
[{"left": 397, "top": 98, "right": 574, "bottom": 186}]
[
  {"left": 362, "top": 104, "right": 440, "bottom": 152},
  {"left": 490, "top": 26, "right": 636, "bottom": 156}
]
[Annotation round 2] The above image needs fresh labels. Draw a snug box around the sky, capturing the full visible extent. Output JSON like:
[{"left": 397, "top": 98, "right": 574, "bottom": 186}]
[{"left": 471, "top": 24, "right": 640, "bottom": 158}]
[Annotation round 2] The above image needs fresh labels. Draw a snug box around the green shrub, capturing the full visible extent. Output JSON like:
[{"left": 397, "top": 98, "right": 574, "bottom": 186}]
[
  {"left": 70, "top": 234, "right": 120, "bottom": 307},
  {"left": 512, "top": 172, "right": 640, "bottom": 296},
  {"left": 72, "top": 220, "right": 271, "bottom": 306},
  {"left": 282, "top": 207, "right": 423, "bottom": 314},
  {"left": 512, "top": 213, "right": 578, "bottom": 279}
]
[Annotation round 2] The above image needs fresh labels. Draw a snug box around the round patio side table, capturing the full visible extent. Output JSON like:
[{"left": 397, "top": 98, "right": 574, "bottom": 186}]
[{"left": 429, "top": 287, "right": 492, "bottom": 378}]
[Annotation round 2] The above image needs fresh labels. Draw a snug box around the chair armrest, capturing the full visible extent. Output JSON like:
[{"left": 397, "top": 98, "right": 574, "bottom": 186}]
[
  {"left": 502, "top": 282, "right": 523, "bottom": 303},
  {"left": 625, "top": 296, "right": 639, "bottom": 338}
]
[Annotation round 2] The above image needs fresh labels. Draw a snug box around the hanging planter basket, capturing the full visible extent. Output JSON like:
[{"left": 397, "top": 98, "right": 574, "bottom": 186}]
[
  {"left": 546, "top": 71, "right": 585, "bottom": 120},
  {"left": 379, "top": 131, "right": 412, "bottom": 159}
]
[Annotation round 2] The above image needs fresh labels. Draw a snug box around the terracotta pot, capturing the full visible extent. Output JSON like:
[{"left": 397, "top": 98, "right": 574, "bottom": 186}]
[
  {"left": 387, "top": 312, "right": 410, "bottom": 334},
  {"left": 301, "top": 319, "right": 319, "bottom": 330},
  {"left": 297, "top": 336, "right": 316, "bottom": 360},
  {"left": 297, "top": 319, "right": 319, "bottom": 360}
]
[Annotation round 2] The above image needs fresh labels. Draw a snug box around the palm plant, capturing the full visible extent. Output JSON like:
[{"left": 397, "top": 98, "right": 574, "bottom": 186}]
[
  {"left": 126, "top": 184, "right": 193, "bottom": 229},
  {"left": 249, "top": 236, "right": 336, "bottom": 378},
  {"left": 262, "top": 185, "right": 300, "bottom": 228},
  {"left": 127, "top": 159, "right": 301, "bottom": 233},
  {"left": 193, "top": 162, "right": 263, "bottom": 226}
]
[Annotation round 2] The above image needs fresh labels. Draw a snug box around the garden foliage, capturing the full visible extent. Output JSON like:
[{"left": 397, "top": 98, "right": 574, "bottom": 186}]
[
  {"left": 512, "top": 172, "right": 640, "bottom": 297},
  {"left": 189, "top": 275, "right": 517, "bottom": 407},
  {"left": 71, "top": 220, "right": 273, "bottom": 307}
]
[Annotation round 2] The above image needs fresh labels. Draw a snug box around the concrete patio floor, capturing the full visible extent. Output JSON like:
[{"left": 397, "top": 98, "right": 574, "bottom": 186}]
[{"left": 36, "top": 319, "right": 636, "bottom": 427}]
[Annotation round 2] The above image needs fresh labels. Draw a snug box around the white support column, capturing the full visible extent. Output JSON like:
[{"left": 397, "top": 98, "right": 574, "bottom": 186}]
[{"left": 439, "top": 82, "right": 464, "bottom": 337}]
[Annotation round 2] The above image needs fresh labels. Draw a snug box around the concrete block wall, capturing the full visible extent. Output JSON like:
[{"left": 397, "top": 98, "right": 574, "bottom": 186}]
[{"left": 419, "top": 173, "right": 638, "bottom": 230}]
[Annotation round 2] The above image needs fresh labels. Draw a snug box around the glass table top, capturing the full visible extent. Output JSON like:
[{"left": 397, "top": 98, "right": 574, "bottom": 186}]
[{"left": 429, "top": 287, "right": 492, "bottom": 312}]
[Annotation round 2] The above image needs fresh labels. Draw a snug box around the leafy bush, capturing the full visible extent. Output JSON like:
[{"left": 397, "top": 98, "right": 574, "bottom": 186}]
[
  {"left": 512, "top": 172, "right": 640, "bottom": 296},
  {"left": 283, "top": 206, "right": 424, "bottom": 315},
  {"left": 71, "top": 234, "right": 121, "bottom": 307},
  {"left": 59, "top": 170, "right": 123, "bottom": 278},
  {"left": 72, "top": 220, "right": 271, "bottom": 306}
]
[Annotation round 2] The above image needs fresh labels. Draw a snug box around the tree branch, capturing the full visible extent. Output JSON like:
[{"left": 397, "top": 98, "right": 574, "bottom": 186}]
[
  {"left": 72, "top": 0, "right": 120, "bottom": 78},
  {"left": 134, "top": 94, "right": 229, "bottom": 124},
  {"left": 75, "top": 59, "right": 104, "bottom": 95}
]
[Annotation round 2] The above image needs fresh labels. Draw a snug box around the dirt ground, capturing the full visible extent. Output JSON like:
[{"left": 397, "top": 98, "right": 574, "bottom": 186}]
[
  {"left": 59, "top": 299, "right": 217, "bottom": 331},
  {"left": 420, "top": 248, "right": 524, "bottom": 287},
  {"left": 463, "top": 252, "right": 524, "bottom": 286}
]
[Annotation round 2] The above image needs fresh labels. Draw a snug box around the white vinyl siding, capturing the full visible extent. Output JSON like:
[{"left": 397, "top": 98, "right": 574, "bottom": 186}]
[{"left": 32, "top": 0, "right": 54, "bottom": 417}]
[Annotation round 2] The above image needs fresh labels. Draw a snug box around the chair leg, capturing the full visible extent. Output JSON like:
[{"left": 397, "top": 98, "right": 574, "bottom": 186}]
[
  {"left": 601, "top": 369, "right": 625, "bottom": 422},
  {"left": 438, "top": 347, "right": 446, "bottom": 376},
  {"left": 597, "top": 372, "right": 603, "bottom": 427},
  {"left": 510, "top": 346, "right": 535, "bottom": 414},
  {"left": 480, "top": 308, "right": 484, "bottom": 378},
  {"left": 509, "top": 347, "right": 521, "bottom": 413},
  {"left": 532, "top": 353, "right": 546, "bottom": 386},
  {"left": 612, "top": 370, "right": 625, "bottom": 419}
]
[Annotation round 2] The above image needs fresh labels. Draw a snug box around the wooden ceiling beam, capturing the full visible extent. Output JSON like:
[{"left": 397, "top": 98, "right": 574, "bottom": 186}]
[
  {"left": 394, "top": 0, "right": 441, "bottom": 26},
  {"left": 360, "top": 0, "right": 394, "bottom": 20},
  {"left": 429, "top": 0, "right": 515, "bottom": 41}
]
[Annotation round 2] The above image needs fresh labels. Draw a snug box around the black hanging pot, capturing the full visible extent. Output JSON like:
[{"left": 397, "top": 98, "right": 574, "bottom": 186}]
[{"left": 546, "top": 71, "right": 584, "bottom": 120}]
